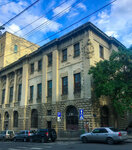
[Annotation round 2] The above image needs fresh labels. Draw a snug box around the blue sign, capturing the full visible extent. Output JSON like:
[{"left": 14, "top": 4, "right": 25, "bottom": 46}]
[
  {"left": 57, "top": 112, "right": 61, "bottom": 117},
  {"left": 79, "top": 109, "right": 84, "bottom": 120}
]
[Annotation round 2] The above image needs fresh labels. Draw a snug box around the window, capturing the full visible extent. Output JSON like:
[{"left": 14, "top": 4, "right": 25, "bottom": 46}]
[
  {"left": 13, "top": 111, "right": 18, "bottom": 127},
  {"left": 62, "top": 76, "right": 68, "bottom": 95},
  {"left": 62, "top": 49, "right": 67, "bottom": 61},
  {"left": 48, "top": 53, "right": 52, "bottom": 66},
  {"left": 47, "top": 121, "right": 51, "bottom": 129},
  {"left": 14, "top": 45, "right": 18, "bottom": 53},
  {"left": 92, "top": 129, "right": 100, "bottom": 133},
  {"left": 9, "top": 87, "right": 13, "bottom": 103},
  {"left": 30, "top": 86, "right": 34, "bottom": 100},
  {"left": 38, "top": 59, "right": 42, "bottom": 71},
  {"left": 47, "top": 80, "right": 52, "bottom": 97},
  {"left": 2, "top": 89, "right": 5, "bottom": 104},
  {"left": 18, "top": 84, "right": 22, "bottom": 101},
  {"left": 37, "top": 83, "right": 42, "bottom": 99},
  {"left": 47, "top": 110, "right": 52, "bottom": 116},
  {"left": 99, "top": 45, "right": 104, "bottom": 59},
  {"left": 31, "top": 109, "right": 38, "bottom": 128},
  {"left": 30, "top": 63, "right": 34, "bottom": 74},
  {"left": 74, "top": 73, "right": 81, "bottom": 93},
  {"left": 74, "top": 43, "right": 80, "bottom": 57}
]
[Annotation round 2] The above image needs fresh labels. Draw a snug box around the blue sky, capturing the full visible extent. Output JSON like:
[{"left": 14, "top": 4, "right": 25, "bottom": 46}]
[{"left": 0, "top": 0, "right": 132, "bottom": 48}]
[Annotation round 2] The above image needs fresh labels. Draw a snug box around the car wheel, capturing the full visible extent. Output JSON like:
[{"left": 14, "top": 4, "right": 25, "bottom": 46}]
[
  {"left": 30, "top": 138, "right": 33, "bottom": 142},
  {"left": 82, "top": 137, "right": 88, "bottom": 143},
  {"left": 23, "top": 138, "right": 27, "bottom": 142},
  {"left": 14, "top": 138, "right": 17, "bottom": 142},
  {"left": 41, "top": 137, "right": 45, "bottom": 143},
  {"left": 107, "top": 137, "right": 114, "bottom": 145}
]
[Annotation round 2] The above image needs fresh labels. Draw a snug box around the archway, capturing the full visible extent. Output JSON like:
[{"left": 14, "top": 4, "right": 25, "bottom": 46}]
[
  {"left": 31, "top": 109, "right": 38, "bottom": 128},
  {"left": 66, "top": 105, "right": 78, "bottom": 130},
  {"left": 100, "top": 106, "right": 109, "bottom": 127}
]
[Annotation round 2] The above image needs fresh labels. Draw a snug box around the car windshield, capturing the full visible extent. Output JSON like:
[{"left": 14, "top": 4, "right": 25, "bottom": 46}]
[{"left": 109, "top": 128, "right": 119, "bottom": 132}]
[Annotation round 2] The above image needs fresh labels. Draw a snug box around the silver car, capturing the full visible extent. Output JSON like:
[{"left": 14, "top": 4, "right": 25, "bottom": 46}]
[{"left": 80, "top": 127, "right": 128, "bottom": 144}]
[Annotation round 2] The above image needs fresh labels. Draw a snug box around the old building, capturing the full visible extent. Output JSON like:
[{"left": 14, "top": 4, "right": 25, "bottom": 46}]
[
  {"left": 0, "top": 31, "right": 39, "bottom": 69},
  {"left": 0, "top": 22, "right": 128, "bottom": 138}
]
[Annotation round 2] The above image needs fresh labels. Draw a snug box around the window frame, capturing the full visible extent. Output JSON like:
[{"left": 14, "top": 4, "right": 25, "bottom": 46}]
[
  {"left": 62, "top": 48, "right": 67, "bottom": 62},
  {"left": 37, "top": 83, "right": 42, "bottom": 100},
  {"left": 74, "top": 43, "right": 80, "bottom": 57},
  {"left": 74, "top": 73, "right": 81, "bottom": 94},
  {"left": 47, "top": 80, "right": 52, "bottom": 97},
  {"left": 62, "top": 76, "right": 68, "bottom": 95},
  {"left": 30, "top": 85, "right": 34, "bottom": 101}
]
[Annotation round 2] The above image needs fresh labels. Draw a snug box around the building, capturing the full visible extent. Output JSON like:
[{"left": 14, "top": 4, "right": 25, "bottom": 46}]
[
  {"left": 0, "top": 22, "right": 128, "bottom": 138},
  {"left": 0, "top": 31, "right": 39, "bottom": 69}
]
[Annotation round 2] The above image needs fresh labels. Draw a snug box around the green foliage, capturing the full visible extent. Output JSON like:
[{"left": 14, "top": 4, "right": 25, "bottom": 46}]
[{"left": 89, "top": 48, "right": 132, "bottom": 115}]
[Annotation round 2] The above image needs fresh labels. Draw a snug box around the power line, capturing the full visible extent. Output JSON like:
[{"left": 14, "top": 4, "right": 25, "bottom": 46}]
[
  {"left": 22, "top": 0, "right": 82, "bottom": 38},
  {"left": 13, "top": 0, "right": 68, "bottom": 35},
  {"left": 0, "top": 1, "right": 13, "bottom": 7},
  {"left": 2, "top": 0, "right": 117, "bottom": 58},
  {"left": 26, "top": 0, "right": 117, "bottom": 46},
  {"left": 1, "top": 0, "right": 40, "bottom": 27},
  {"left": 2, "top": 0, "right": 82, "bottom": 53}
]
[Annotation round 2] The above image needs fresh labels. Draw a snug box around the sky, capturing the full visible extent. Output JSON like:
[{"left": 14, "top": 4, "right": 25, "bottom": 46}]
[{"left": 0, "top": 0, "right": 132, "bottom": 48}]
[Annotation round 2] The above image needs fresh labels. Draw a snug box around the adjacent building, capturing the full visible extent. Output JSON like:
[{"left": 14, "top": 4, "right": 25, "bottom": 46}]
[
  {"left": 0, "top": 31, "right": 39, "bottom": 69},
  {"left": 0, "top": 22, "right": 129, "bottom": 138}
]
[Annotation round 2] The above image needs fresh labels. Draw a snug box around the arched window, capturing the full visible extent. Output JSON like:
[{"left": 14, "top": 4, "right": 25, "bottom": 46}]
[
  {"left": 13, "top": 111, "right": 18, "bottom": 127},
  {"left": 100, "top": 106, "right": 109, "bottom": 127},
  {"left": 66, "top": 106, "right": 78, "bottom": 130},
  {"left": 4, "top": 112, "right": 9, "bottom": 130},
  {"left": 31, "top": 109, "right": 38, "bottom": 128}
]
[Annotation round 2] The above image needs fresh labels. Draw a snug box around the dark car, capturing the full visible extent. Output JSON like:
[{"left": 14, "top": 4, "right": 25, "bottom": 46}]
[
  {"left": 13, "top": 130, "right": 35, "bottom": 142},
  {"left": 29, "top": 129, "right": 57, "bottom": 143}
]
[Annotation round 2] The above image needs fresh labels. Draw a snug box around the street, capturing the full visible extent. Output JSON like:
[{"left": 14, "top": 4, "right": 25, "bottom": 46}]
[{"left": 0, "top": 141, "right": 132, "bottom": 150}]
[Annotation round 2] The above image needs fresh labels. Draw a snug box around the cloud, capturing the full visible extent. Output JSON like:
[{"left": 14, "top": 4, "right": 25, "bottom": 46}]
[
  {"left": 77, "top": 3, "right": 87, "bottom": 11},
  {"left": 91, "top": 0, "right": 132, "bottom": 47}
]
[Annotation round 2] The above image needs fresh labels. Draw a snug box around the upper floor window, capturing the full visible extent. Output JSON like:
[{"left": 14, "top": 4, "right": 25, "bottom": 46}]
[
  {"left": 47, "top": 110, "right": 52, "bottom": 116},
  {"left": 48, "top": 53, "right": 52, "bottom": 66},
  {"left": 37, "top": 83, "right": 42, "bottom": 100},
  {"left": 30, "top": 63, "right": 34, "bottom": 74},
  {"left": 9, "top": 87, "right": 13, "bottom": 103},
  {"left": 2, "top": 89, "right": 5, "bottom": 104},
  {"left": 30, "top": 85, "right": 34, "bottom": 100},
  {"left": 74, "top": 43, "right": 80, "bottom": 57},
  {"left": 18, "top": 84, "right": 22, "bottom": 101},
  {"left": 38, "top": 59, "right": 42, "bottom": 71},
  {"left": 62, "top": 49, "right": 67, "bottom": 62},
  {"left": 14, "top": 45, "right": 18, "bottom": 53},
  {"left": 74, "top": 73, "right": 81, "bottom": 93},
  {"left": 99, "top": 45, "right": 104, "bottom": 59},
  {"left": 62, "top": 76, "right": 68, "bottom": 95},
  {"left": 47, "top": 80, "right": 52, "bottom": 97}
]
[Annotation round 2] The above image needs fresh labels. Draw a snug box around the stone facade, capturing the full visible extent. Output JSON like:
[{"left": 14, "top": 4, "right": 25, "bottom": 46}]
[{"left": 0, "top": 22, "right": 128, "bottom": 137}]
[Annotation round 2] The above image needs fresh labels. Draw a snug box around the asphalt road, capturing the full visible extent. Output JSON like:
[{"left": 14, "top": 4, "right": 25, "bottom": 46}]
[{"left": 0, "top": 141, "right": 132, "bottom": 150}]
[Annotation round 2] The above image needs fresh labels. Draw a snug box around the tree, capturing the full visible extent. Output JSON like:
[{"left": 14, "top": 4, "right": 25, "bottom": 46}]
[{"left": 89, "top": 48, "right": 132, "bottom": 115}]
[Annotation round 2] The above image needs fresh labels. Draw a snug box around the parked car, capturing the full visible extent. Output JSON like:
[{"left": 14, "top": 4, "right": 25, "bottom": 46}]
[
  {"left": 0, "top": 130, "right": 15, "bottom": 141},
  {"left": 29, "top": 129, "right": 57, "bottom": 143},
  {"left": 80, "top": 127, "right": 128, "bottom": 144},
  {"left": 13, "top": 130, "right": 35, "bottom": 142}
]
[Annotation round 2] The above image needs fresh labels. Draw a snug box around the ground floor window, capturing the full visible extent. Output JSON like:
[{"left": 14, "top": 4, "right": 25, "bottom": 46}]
[
  {"left": 13, "top": 111, "right": 18, "bottom": 127},
  {"left": 66, "top": 105, "right": 78, "bottom": 130},
  {"left": 31, "top": 109, "right": 38, "bottom": 128}
]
